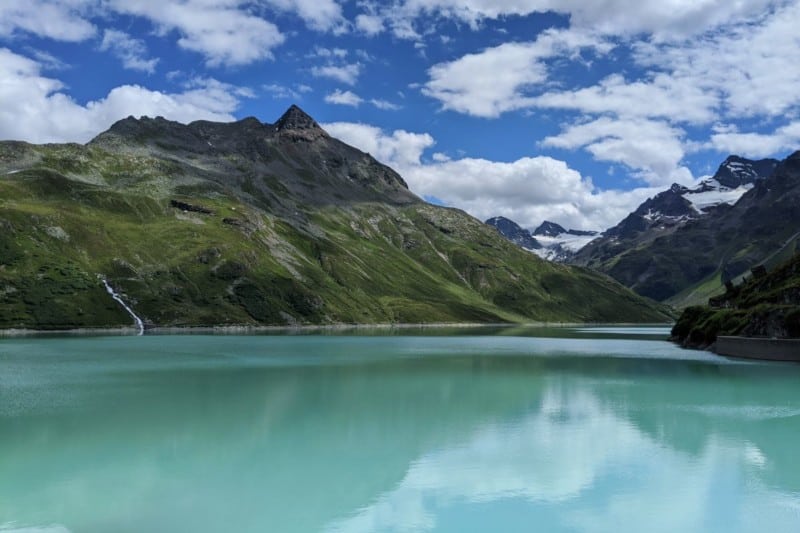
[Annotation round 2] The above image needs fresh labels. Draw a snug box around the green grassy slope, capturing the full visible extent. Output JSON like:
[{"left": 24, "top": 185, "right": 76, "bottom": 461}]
[
  {"left": 0, "top": 114, "right": 671, "bottom": 329},
  {"left": 671, "top": 253, "right": 800, "bottom": 347},
  {"left": 665, "top": 232, "right": 800, "bottom": 309}
]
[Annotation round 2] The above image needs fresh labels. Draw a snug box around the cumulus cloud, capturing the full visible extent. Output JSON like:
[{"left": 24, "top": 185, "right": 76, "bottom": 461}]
[
  {"left": 710, "top": 122, "right": 800, "bottom": 159},
  {"left": 265, "top": 0, "right": 346, "bottom": 33},
  {"left": 355, "top": 14, "right": 385, "bottom": 36},
  {"left": 533, "top": 74, "right": 718, "bottom": 125},
  {"left": 0, "top": 48, "right": 245, "bottom": 144},
  {"left": 1, "top": 1, "right": 351, "bottom": 67},
  {"left": 634, "top": 1, "right": 800, "bottom": 119},
  {"left": 0, "top": 0, "right": 96, "bottom": 42},
  {"left": 324, "top": 122, "right": 435, "bottom": 167},
  {"left": 423, "top": 29, "right": 610, "bottom": 118},
  {"left": 542, "top": 118, "right": 694, "bottom": 186},
  {"left": 324, "top": 90, "right": 364, "bottom": 107},
  {"left": 105, "top": 0, "right": 285, "bottom": 66},
  {"left": 311, "top": 63, "right": 362, "bottom": 85},
  {"left": 324, "top": 120, "right": 661, "bottom": 230},
  {"left": 323, "top": 93, "right": 400, "bottom": 111},
  {"left": 99, "top": 29, "right": 159, "bottom": 73},
  {"left": 418, "top": 1, "right": 800, "bottom": 186},
  {"left": 365, "top": 0, "right": 778, "bottom": 41},
  {"left": 263, "top": 83, "right": 311, "bottom": 100}
]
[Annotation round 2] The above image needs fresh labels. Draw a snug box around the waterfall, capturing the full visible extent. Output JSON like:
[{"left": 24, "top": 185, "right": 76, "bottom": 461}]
[{"left": 101, "top": 278, "right": 145, "bottom": 335}]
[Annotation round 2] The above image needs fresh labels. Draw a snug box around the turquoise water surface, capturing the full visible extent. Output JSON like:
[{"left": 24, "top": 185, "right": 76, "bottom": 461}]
[{"left": 1, "top": 328, "right": 799, "bottom": 532}]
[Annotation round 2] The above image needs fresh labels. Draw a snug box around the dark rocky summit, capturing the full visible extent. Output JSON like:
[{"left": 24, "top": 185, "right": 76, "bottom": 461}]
[
  {"left": 485, "top": 216, "right": 541, "bottom": 249},
  {"left": 713, "top": 155, "right": 779, "bottom": 189},
  {"left": 533, "top": 221, "right": 567, "bottom": 238}
]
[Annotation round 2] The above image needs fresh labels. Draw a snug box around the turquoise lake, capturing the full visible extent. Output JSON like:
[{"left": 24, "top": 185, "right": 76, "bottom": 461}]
[{"left": 1, "top": 327, "right": 799, "bottom": 532}]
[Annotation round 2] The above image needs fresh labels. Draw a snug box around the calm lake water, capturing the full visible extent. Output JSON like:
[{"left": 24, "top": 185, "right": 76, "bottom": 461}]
[{"left": 1, "top": 327, "right": 799, "bottom": 532}]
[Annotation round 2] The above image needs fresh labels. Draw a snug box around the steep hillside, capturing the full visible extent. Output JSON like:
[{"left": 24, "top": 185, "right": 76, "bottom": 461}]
[
  {"left": 671, "top": 253, "right": 800, "bottom": 348},
  {"left": 0, "top": 106, "right": 671, "bottom": 330},
  {"left": 572, "top": 154, "right": 794, "bottom": 303}
]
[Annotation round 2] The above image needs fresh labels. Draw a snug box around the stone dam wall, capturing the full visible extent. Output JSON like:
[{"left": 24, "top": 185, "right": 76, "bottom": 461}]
[{"left": 715, "top": 336, "right": 800, "bottom": 362}]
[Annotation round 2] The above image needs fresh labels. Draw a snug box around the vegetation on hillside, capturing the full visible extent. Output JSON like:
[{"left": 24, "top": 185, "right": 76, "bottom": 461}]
[
  {"left": 0, "top": 110, "right": 672, "bottom": 330},
  {"left": 671, "top": 253, "right": 800, "bottom": 348}
]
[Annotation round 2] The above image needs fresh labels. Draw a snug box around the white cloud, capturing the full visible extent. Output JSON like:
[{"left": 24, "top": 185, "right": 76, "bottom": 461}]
[
  {"left": 0, "top": 0, "right": 96, "bottom": 42},
  {"left": 265, "top": 0, "right": 346, "bottom": 32},
  {"left": 710, "top": 122, "right": 800, "bottom": 159},
  {"left": 355, "top": 14, "right": 385, "bottom": 36},
  {"left": 310, "top": 46, "right": 349, "bottom": 59},
  {"left": 311, "top": 63, "right": 362, "bottom": 85},
  {"left": 370, "top": 99, "right": 401, "bottom": 111},
  {"left": 324, "top": 122, "right": 434, "bottom": 167},
  {"left": 634, "top": 1, "right": 800, "bottom": 119},
  {"left": 0, "top": 48, "right": 244, "bottom": 144},
  {"left": 105, "top": 0, "right": 285, "bottom": 66},
  {"left": 324, "top": 120, "right": 661, "bottom": 230},
  {"left": 99, "top": 29, "right": 159, "bottom": 73},
  {"left": 1, "top": 1, "right": 350, "bottom": 66},
  {"left": 533, "top": 73, "right": 718, "bottom": 125},
  {"left": 324, "top": 90, "right": 363, "bottom": 107},
  {"left": 536, "top": 0, "right": 775, "bottom": 39},
  {"left": 369, "top": 0, "right": 778, "bottom": 41},
  {"left": 28, "top": 49, "right": 70, "bottom": 71},
  {"left": 417, "top": 2, "right": 800, "bottom": 186},
  {"left": 324, "top": 96, "right": 400, "bottom": 112},
  {"left": 542, "top": 117, "right": 694, "bottom": 186},
  {"left": 263, "top": 83, "right": 311, "bottom": 100},
  {"left": 422, "top": 29, "right": 610, "bottom": 118}
]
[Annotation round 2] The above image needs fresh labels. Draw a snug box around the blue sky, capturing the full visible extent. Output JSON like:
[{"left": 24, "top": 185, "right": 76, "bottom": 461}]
[{"left": 2, "top": 1, "right": 800, "bottom": 230}]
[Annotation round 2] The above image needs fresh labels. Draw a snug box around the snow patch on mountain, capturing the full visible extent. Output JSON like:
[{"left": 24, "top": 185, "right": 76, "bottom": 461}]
[
  {"left": 535, "top": 233, "right": 598, "bottom": 253},
  {"left": 683, "top": 181, "right": 754, "bottom": 213},
  {"left": 531, "top": 232, "right": 599, "bottom": 262}
]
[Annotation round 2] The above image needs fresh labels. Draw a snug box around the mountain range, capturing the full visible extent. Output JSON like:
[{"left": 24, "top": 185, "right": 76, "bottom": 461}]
[
  {"left": 0, "top": 105, "right": 670, "bottom": 330},
  {"left": 486, "top": 217, "right": 598, "bottom": 263},
  {"left": 488, "top": 153, "right": 799, "bottom": 310},
  {"left": 572, "top": 154, "right": 798, "bottom": 305}
]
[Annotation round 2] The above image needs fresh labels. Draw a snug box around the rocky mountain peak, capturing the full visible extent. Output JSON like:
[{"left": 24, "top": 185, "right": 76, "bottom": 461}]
[
  {"left": 533, "top": 221, "right": 567, "bottom": 237},
  {"left": 485, "top": 217, "right": 542, "bottom": 250},
  {"left": 274, "top": 105, "right": 328, "bottom": 140},
  {"left": 713, "top": 155, "right": 778, "bottom": 189}
]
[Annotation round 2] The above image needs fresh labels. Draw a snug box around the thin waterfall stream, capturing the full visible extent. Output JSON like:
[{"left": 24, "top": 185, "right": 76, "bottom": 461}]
[{"left": 101, "top": 278, "right": 145, "bottom": 335}]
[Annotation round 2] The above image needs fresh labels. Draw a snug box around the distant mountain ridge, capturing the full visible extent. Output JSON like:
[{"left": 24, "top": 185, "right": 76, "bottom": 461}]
[
  {"left": 485, "top": 217, "right": 541, "bottom": 250},
  {"left": 533, "top": 221, "right": 597, "bottom": 238},
  {"left": 572, "top": 153, "right": 797, "bottom": 304},
  {"left": 0, "top": 106, "right": 670, "bottom": 329},
  {"left": 487, "top": 218, "right": 598, "bottom": 263}
]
